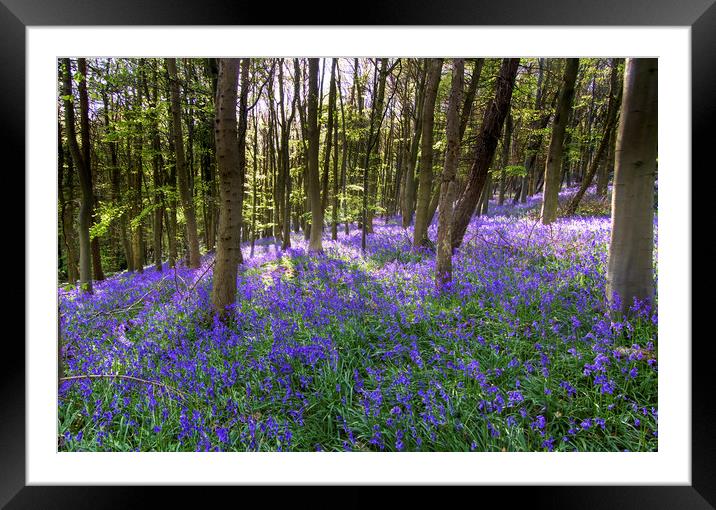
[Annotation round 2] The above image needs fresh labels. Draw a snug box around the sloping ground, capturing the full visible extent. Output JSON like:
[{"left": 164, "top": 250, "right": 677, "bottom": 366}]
[{"left": 58, "top": 190, "right": 658, "bottom": 452}]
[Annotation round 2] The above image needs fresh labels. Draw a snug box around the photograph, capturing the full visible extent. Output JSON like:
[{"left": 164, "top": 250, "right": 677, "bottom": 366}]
[{"left": 56, "top": 56, "right": 659, "bottom": 454}]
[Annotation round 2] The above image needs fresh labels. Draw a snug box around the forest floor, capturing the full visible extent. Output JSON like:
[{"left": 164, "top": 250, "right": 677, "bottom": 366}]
[{"left": 58, "top": 186, "right": 658, "bottom": 452}]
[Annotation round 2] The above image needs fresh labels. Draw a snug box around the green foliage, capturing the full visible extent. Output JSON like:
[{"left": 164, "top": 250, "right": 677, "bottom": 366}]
[{"left": 90, "top": 202, "right": 127, "bottom": 240}]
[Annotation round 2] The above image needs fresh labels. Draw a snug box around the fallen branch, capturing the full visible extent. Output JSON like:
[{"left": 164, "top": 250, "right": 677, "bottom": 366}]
[
  {"left": 59, "top": 374, "right": 191, "bottom": 402},
  {"left": 89, "top": 274, "right": 169, "bottom": 319},
  {"left": 185, "top": 258, "right": 216, "bottom": 295}
]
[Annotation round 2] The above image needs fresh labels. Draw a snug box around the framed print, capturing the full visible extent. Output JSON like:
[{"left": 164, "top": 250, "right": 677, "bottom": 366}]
[{"left": 7, "top": 0, "right": 715, "bottom": 507}]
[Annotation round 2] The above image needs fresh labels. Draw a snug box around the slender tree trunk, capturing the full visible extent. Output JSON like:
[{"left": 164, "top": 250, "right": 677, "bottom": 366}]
[
  {"left": 413, "top": 58, "right": 443, "bottom": 247},
  {"left": 458, "top": 58, "right": 484, "bottom": 142},
  {"left": 498, "top": 113, "right": 514, "bottom": 206},
  {"left": 540, "top": 58, "right": 579, "bottom": 224},
  {"left": 58, "top": 122, "right": 80, "bottom": 283},
  {"left": 519, "top": 61, "right": 549, "bottom": 203},
  {"left": 306, "top": 59, "right": 324, "bottom": 253},
  {"left": 565, "top": 59, "right": 624, "bottom": 216},
  {"left": 606, "top": 58, "right": 658, "bottom": 315},
  {"left": 131, "top": 79, "right": 145, "bottom": 273},
  {"left": 451, "top": 58, "right": 520, "bottom": 250},
  {"left": 61, "top": 58, "right": 92, "bottom": 293},
  {"left": 278, "top": 60, "right": 297, "bottom": 251},
  {"left": 361, "top": 58, "right": 389, "bottom": 250},
  {"left": 331, "top": 67, "right": 341, "bottom": 240},
  {"left": 436, "top": 59, "right": 464, "bottom": 290},
  {"left": 76, "top": 59, "right": 106, "bottom": 283},
  {"left": 212, "top": 58, "right": 244, "bottom": 318},
  {"left": 146, "top": 67, "right": 165, "bottom": 271},
  {"left": 250, "top": 111, "right": 258, "bottom": 258},
  {"left": 402, "top": 60, "right": 427, "bottom": 228},
  {"left": 166, "top": 58, "right": 201, "bottom": 267},
  {"left": 596, "top": 110, "right": 618, "bottom": 198},
  {"left": 165, "top": 129, "right": 179, "bottom": 269},
  {"left": 321, "top": 59, "right": 337, "bottom": 213}
]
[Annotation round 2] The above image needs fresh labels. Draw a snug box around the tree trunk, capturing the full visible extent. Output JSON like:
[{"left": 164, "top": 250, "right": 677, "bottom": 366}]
[
  {"left": 166, "top": 58, "right": 201, "bottom": 268},
  {"left": 278, "top": 60, "right": 297, "bottom": 251},
  {"left": 413, "top": 58, "right": 443, "bottom": 247},
  {"left": 58, "top": 122, "right": 79, "bottom": 283},
  {"left": 61, "top": 58, "right": 93, "bottom": 293},
  {"left": 606, "top": 58, "right": 658, "bottom": 315},
  {"left": 565, "top": 59, "right": 624, "bottom": 216},
  {"left": 451, "top": 58, "right": 520, "bottom": 250},
  {"left": 131, "top": 78, "right": 145, "bottom": 273},
  {"left": 540, "top": 58, "right": 579, "bottom": 224},
  {"left": 498, "top": 113, "right": 514, "bottom": 206},
  {"left": 212, "top": 58, "right": 244, "bottom": 318},
  {"left": 596, "top": 112, "right": 617, "bottom": 198},
  {"left": 436, "top": 59, "right": 464, "bottom": 290},
  {"left": 331, "top": 66, "right": 341, "bottom": 240},
  {"left": 361, "top": 58, "right": 389, "bottom": 251},
  {"left": 321, "top": 59, "right": 337, "bottom": 213},
  {"left": 306, "top": 59, "right": 324, "bottom": 253},
  {"left": 458, "top": 58, "right": 484, "bottom": 142},
  {"left": 402, "top": 60, "right": 427, "bottom": 229},
  {"left": 146, "top": 66, "right": 165, "bottom": 271}
]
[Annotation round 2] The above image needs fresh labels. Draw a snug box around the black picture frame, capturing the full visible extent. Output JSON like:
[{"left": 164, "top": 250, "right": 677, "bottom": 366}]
[{"left": 6, "top": 0, "right": 715, "bottom": 507}]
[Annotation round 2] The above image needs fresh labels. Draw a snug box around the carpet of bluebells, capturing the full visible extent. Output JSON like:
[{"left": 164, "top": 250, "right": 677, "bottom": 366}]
[{"left": 58, "top": 187, "right": 658, "bottom": 452}]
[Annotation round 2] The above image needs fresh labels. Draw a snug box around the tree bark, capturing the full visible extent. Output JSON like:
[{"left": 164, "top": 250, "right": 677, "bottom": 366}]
[
  {"left": 498, "top": 113, "right": 514, "bottom": 206},
  {"left": 321, "top": 59, "right": 337, "bottom": 213},
  {"left": 540, "top": 58, "right": 579, "bottom": 224},
  {"left": 58, "top": 121, "right": 79, "bottom": 283},
  {"left": 361, "top": 58, "right": 389, "bottom": 251},
  {"left": 413, "top": 58, "right": 443, "bottom": 247},
  {"left": 402, "top": 60, "right": 427, "bottom": 228},
  {"left": 606, "top": 58, "right": 657, "bottom": 315},
  {"left": 306, "top": 59, "right": 324, "bottom": 253},
  {"left": 166, "top": 58, "right": 202, "bottom": 268},
  {"left": 61, "top": 58, "right": 93, "bottom": 293},
  {"left": 436, "top": 59, "right": 464, "bottom": 290},
  {"left": 451, "top": 58, "right": 520, "bottom": 251},
  {"left": 212, "top": 58, "right": 243, "bottom": 318},
  {"left": 458, "top": 58, "right": 484, "bottom": 142}
]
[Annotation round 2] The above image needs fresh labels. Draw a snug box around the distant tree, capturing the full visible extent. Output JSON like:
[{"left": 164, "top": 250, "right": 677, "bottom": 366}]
[
  {"left": 606, "top": 58, "right": 658, "bottom": 315},
  {"left": 321, "top": 58, "right": 337, "bottom": 213},
  {"left": 57, "top": 120, "right": 79, "bottom": 283},
  {"left": 61, "top": 58, "right": 93, "bottom": 293},
  {"left": 540, "top": 58, "right": 579, "bottom": 224},
  {"left": 565, "top": 58, "right": 623, "bottom": 216},
  {"left": 361, "top": 58, "right": 389, "bottom": 251},
  {"left": 401, "top": 60, "right": 427, "bottom": 229},
  {"left": 166, "top": 58, "right": 201, "bottom": 268},
  {"left": 451, "top": 58, "right": 520, "bottom": 251},
  {"left": 412, "top": 58, "right": 443, "bottom": 248}
]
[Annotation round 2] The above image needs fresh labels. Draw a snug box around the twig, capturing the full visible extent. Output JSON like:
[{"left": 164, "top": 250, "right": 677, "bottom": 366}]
[
  {"left": 59, "top": 374, "right": 192, "bottom": 402},
  {"left": 173, "top": 265, "right": 188, "bottom": 296},
  {"left": 185, "top": 258, "right": 216, "bottom": 295},
  {"left": 89, "top": 274, "right": 169, "bottom": 319}
]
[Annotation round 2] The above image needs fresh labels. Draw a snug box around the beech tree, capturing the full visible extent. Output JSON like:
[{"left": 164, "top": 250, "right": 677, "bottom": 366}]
[
  {"left": 306, "top": 58, "right": 324, "bottom": 253},
  {"left": 565, "top": 58, "right": 623, "bottom": 216},
  {"left": 451, "top": 58, "right": 520, "bottom": 251},
  {"left": 412, "top": 58, "right": 443, "bottom": 247},
  {"left": 167, "top": 58, "right": 201, "bottom": 268},
  {"left": 435, "top": 59, "right": 464, "bottom": 290},
  {"left": 212, "top": 58, "right": 247, "bottom": 317},
  {"left": 61, "top": 58, "right": 94, "bottom": 293},
  {"left": 606, "top": 58, "right": 658, "bottom": 315},
  {"left": 540, "top": 58, "right": 579, "bottom": 224}
]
